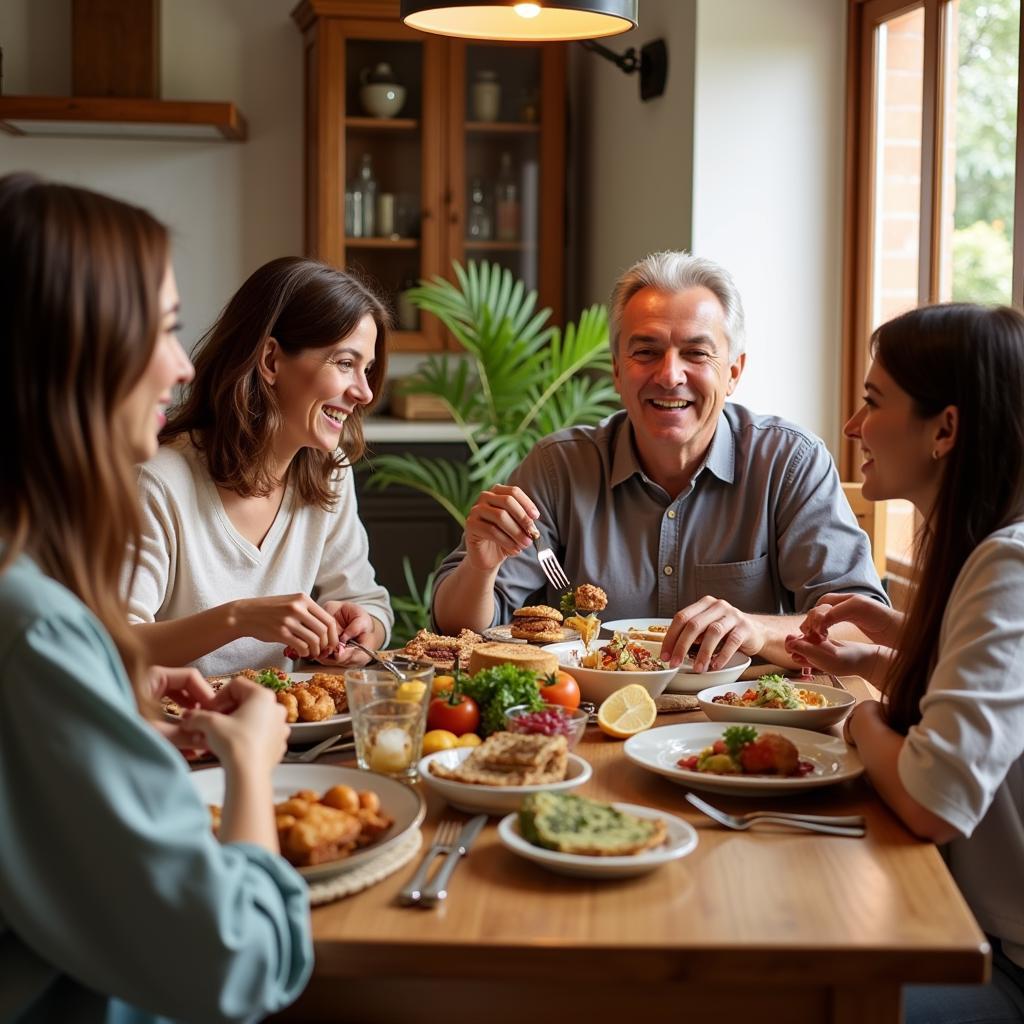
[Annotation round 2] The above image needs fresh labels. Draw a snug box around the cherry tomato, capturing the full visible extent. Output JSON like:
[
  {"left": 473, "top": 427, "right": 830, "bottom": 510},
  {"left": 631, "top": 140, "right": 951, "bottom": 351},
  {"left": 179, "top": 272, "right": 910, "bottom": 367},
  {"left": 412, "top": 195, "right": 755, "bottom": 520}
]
[
  {"left": 431, "top": 674, "right": 456, "bottom": 696},
  {"left": 427, "top": 692, "right": 480, "bottom": 736},
  {"left": 539, "top": 670, "right": 581, "bottom": 710}
]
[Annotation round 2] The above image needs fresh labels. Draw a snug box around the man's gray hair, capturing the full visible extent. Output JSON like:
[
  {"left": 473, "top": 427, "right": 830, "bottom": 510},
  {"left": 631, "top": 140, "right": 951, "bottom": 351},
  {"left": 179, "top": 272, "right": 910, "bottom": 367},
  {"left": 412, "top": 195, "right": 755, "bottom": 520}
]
[{"left": 609, "top": 250, "right": 746, "bottom": 360}]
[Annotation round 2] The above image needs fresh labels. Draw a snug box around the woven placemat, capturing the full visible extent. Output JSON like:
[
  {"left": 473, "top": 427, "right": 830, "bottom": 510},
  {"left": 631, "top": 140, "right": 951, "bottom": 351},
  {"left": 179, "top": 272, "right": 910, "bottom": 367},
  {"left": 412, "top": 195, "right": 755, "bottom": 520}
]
[
  {"left": 307, "top": 829, "right": 423, "bottom": 906},
  {"left": 655, "top": 693, "right": 700, "bottom": 714}
]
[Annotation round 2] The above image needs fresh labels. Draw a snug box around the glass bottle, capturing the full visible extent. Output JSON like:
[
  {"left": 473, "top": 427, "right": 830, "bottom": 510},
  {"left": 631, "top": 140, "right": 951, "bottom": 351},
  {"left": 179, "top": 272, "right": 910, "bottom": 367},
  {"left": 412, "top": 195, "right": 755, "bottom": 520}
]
[
  {"left": 349, "top": 153, "right": 377, "bottom": 237},
  {"left": 467, "top": 178, "right": 493, "bottom": 240},
  {"left": 495, "top": 152, "right": 519, "bottom": 242}
]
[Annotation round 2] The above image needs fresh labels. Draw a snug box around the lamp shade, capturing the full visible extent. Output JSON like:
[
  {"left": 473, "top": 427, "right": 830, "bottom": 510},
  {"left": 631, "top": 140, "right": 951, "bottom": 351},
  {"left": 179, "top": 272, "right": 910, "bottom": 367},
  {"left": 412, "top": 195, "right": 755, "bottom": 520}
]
[{"left": 400, "top": 1, "right": 637, "bottom": 42}]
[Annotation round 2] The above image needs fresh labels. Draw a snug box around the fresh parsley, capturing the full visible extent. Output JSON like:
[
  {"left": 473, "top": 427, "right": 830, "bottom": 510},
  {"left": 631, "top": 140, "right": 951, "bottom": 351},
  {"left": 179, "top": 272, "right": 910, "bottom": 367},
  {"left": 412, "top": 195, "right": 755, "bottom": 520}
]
[
  {"left": 460, "top": 663, "right": 544, "bottom": 735},
  {"left": 722, "top": 725, "right": 758, "bottom": 757},
  {"left": 255, "top": 669, "right": 290, "bottom": 693}
]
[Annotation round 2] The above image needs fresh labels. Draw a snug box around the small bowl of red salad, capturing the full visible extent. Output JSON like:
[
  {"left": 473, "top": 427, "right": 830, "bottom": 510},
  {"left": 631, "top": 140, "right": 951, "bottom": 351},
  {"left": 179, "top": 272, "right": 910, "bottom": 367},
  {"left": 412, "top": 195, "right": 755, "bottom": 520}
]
[{"left": 504, "top": 703, "right": 589, "bottom": 749}]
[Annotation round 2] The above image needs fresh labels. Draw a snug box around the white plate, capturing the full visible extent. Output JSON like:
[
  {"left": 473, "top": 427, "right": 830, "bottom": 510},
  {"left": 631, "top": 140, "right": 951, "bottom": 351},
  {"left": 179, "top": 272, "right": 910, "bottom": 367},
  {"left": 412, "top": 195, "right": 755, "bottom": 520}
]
[
  {"left": 483, "top": 623, "right": 579, "bottom": 645},
  {"left": 418, "top": 746, "right": 592, "bottom": 815},
  {"left": 601, "top": 617, "right": 673, "bottom": 640},
  {"left": 540, "top": 638, "right": 677, "bottom": 703},
  {"left": 698, "top": 679, "right": 855, "bottom": 730},
  {"left": 623, "top": 722, "right": 864, "bottom": 797},
  {"left": 497, "top": 802, "right": 698, "bottom": 879},
  {"left": 189, "top": 763, "right": 425, "bottom": 882},
  {"left": 663, "top": 652, "right": 752, "bottom": 694}
]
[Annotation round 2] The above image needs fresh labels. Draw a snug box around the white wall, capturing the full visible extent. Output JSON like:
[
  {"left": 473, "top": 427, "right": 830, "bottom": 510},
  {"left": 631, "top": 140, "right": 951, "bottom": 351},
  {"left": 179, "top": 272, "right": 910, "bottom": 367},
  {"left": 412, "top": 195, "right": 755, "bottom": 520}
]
[
  {"left": 0, "top": 0, "right": 304, "bottom": 357},
  {"left": 691, "top": 0, "right": 847, "bottom": 450}
]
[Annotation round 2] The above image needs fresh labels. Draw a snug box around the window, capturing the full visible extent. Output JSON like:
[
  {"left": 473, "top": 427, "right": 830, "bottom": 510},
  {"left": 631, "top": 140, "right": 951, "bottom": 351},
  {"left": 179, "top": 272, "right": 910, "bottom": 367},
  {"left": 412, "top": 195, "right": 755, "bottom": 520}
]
[{"left": 843, "top": 0, "right": 1022, "bottom": 586}]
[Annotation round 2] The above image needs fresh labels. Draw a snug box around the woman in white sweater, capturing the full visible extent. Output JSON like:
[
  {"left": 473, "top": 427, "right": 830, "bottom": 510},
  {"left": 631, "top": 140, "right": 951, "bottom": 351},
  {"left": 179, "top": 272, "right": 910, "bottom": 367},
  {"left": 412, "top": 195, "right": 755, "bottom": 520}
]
[
  {"left": 127, "top": 257, "right": 394, "bottom": 677},
  {"left": 787, "top": 304, "right": 1024, "bottom": 1023}
]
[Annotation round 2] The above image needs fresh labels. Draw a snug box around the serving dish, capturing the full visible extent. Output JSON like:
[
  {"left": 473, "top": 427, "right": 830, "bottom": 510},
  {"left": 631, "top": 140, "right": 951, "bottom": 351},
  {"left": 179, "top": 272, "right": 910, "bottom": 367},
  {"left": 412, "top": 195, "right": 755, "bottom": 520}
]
[
  {"left": 497, "top": 803, "right": 698, "bottom": 879},
  {"left": 483, "top": 623, "right": 579, "bottom": 645},
  {"left": 540, "top": 638, "right": 676, "bottom": 702},
  {"left": 188, "top": 763, "right": 425, "bottom": 882},
  {"left": 417, "top": 746, "right": 592, "bottom": 815},
  {"left": 698, "top": 679, "right": 855, "bottom": 730},
  {"left": 600, "top": 617, "right": 673, "bottom": 640},
  {"left": 623, "top": 722, "right": 864, "bottom": 797}
]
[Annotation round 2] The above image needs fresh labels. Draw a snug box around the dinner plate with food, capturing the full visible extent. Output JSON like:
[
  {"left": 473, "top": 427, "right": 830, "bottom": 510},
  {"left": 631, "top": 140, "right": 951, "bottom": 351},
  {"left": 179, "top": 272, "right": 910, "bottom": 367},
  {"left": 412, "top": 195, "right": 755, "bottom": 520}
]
[
  {"left": 418, "top": 732, "right": 592, "bottom": 815},
  {"left": 624, "top": 722, "right": 864, "bottom": 796},
  {"left": 163, "top": 668, "right": 352, "bottom": 744},
  {"left": 698, "top": 674, "right": 855, "bottom": 730},
  {"left": 497, "top": 793, "right": 698, "bottom": 879},
  {"left": 600, "top": 617, "right": 673, "bottom": 640},
  {"left": 541, "top": 634, "right": 677, "bottom": 702},
  {"left": 483, "top": 604, "right": 580, "bottom": 645},
  {"left": 189, "top": 762, "right": 425, "bottom": 882}
]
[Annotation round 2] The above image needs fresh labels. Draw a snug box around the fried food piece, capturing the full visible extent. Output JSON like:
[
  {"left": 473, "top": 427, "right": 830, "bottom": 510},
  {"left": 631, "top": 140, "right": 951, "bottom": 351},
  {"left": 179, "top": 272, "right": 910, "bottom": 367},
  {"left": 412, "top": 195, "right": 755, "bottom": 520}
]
[
  {"left": 310, "top": 673, "right": 348, "bottom": 714},
  {"left": 276, "top": 690, "right": 298, "bottom": 723},
  {"left": 280, "top": 803, "right": 363, "bottom": 866},
  {"left": 573, "top": 584, "right": 608, "bottom": 613},
  {"left": 354, "top": 805, "right": 394, "bottom": 846},
  {"left": 401, "top": 628, "right": 484, "bottom": 671},
  {"left": 277, "top": 797, "right": 314, "bottom": 817},
  {"left": 322, "top": 784, "right": 360, "bottom": 814},
  {"left": 293, "top": 684, "right": 334, "bottom": 722},
  {"left": 429, "top": 731, "right": 568, "bottom": 787},
  {"left": 739, "top": 733, "right": 800, "bottom": 776},
  {"left": 510, "top": 604, "right": 564, "bottom": 643}
]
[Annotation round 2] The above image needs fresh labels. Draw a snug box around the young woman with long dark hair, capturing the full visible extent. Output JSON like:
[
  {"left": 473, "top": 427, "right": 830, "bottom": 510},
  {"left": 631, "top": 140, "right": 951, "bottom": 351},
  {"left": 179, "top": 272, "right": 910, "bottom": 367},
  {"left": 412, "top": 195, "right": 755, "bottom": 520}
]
[
  {"left": 125, "top": 257, "right": 394, "bottom": 677},
  {"left": 787, "top": 303, "right": 1024, "bottom": 1022},
  {"left": 0, "top": 174, "right": 311, "bottom": 1021}
]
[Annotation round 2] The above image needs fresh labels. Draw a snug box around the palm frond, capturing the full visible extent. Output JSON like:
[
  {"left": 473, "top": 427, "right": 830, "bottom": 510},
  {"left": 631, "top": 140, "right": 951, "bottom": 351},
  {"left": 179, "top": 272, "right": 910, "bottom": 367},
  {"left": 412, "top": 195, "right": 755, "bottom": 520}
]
[
  {"left": 532, "top": 376, "right": 621, "bottom": 436},
  {"left": 361, "top": 454, "right": 478, "bottom": 525}
]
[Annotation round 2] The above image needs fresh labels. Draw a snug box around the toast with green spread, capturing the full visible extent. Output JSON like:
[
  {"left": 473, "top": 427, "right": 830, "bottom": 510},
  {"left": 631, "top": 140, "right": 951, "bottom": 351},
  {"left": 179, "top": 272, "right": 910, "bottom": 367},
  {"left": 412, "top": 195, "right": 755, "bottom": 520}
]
[{"left": 518, "top": 792, "right": 667, "bottom": 856}]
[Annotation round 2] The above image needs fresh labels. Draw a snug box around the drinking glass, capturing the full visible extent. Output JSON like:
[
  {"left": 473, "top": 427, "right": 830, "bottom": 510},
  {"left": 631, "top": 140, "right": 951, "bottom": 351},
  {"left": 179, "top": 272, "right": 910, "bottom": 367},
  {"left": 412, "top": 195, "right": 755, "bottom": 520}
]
[{"left": 345, "top": 663, "right": 434, "bottom": 780}]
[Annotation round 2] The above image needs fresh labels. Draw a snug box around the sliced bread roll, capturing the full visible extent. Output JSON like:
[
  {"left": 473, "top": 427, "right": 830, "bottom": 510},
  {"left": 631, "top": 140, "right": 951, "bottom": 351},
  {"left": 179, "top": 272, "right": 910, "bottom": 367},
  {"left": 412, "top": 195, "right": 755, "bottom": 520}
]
[{"left": 467, "top": 642, "right": 558, "bottom": 677}]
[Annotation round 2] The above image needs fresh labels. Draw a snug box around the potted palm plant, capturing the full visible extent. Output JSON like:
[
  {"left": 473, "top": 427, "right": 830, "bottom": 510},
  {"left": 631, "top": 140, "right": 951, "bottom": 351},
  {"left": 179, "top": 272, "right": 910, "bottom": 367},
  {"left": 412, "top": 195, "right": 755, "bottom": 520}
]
[{"left": 365, "top": 260, "right": 618, "bottom": 642}]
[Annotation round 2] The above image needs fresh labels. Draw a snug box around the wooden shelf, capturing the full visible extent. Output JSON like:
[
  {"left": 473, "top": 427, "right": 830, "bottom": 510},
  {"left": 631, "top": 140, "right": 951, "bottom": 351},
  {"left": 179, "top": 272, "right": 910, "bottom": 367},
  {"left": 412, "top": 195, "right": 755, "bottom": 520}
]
[
  {"left": 465, "top": 121, "right": 541, "bottom": 134},
  {"left": 345, "top": 236, "right": 419, "bottom": 249},
  {"left": 463, "top": 240, "right": 536, "bottom": 251},
  {"left": 345, "top": 116, "right": 419, "bottom": 132},
  {"left": 0, "top": 96, "right": 247, "bottom": 140}
]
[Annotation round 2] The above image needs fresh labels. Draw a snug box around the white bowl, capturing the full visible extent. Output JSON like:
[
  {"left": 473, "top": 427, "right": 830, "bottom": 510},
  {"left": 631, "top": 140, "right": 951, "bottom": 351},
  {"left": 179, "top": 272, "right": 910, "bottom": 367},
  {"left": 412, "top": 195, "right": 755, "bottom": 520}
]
[
  {"left": 698, "top": 679, "right": 855, "bottom": 730},
  {"left": 360, "top": 83, "right": 406, "bottom": 118},
  {"left": 497, "top": 803, "right": 698, "bottom": 879},
  {"left": 540, "top": 639, "right": 677, "bottom": 703},
  {"left": 418, "top": 746, "right": 592, "bottom": 815},
  {"left": 662, "top": 652, "right": 752, "bottom": 694}
]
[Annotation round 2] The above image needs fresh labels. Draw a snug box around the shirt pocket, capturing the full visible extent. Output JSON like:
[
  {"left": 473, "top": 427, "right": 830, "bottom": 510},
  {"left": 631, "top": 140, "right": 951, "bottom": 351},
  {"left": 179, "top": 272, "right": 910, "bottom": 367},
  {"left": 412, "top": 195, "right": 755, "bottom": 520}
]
[{"left": 694, "top": 554, "right": 778, "bottom": 612}]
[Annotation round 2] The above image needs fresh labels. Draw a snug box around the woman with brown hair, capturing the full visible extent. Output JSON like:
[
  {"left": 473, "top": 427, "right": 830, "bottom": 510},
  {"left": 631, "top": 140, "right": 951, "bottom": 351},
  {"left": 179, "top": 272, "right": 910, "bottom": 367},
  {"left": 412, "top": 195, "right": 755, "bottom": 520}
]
[
  {"left": 787, "top": 303, "right": 1024, "bottom": 1022},
  {"left": 0, "top": 174, "right": 311, "bottom": 1020},
  {"left": 126, "top": 256, "right": 393, "bottom": 677}
]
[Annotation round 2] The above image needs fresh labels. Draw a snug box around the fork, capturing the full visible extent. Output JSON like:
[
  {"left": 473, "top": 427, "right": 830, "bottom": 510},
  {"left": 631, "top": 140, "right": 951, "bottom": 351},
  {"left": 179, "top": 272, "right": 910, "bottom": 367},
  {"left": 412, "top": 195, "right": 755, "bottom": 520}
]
[
  {"left": 397, "top": 819, "right": 461, "bottom": 905},
  {"left": 282, "top": 734, "right": 354, "bottom": 763},
  {"left": 531, "top": 531, "right": 571, "bottom": 591},
  {"left": 340, "top": 639, "right": 408, "bottom": 680},
  {"left": 685, "top": 792, "right": 866, "bottom": 837},
  {"left": 825, "top": 671, "right": 849, "bottom": 692}
]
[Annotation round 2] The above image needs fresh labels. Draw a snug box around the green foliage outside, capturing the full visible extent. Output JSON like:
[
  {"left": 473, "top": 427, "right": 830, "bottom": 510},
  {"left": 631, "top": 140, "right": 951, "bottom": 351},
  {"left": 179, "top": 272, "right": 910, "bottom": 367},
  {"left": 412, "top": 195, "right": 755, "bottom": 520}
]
[
  {"left": 951, "top": 0, "right": 1019, "bottom": 303},
  {"left": 373, "top": 260, "right": 619, "bottom": 642}
]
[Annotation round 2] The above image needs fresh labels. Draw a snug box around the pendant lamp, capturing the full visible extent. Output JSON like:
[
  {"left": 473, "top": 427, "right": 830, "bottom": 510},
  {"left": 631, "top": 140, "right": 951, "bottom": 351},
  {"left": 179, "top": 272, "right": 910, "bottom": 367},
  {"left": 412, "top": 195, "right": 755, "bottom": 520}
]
[{"left": 400, "top": 1, "right": 638, "bottom": 42}]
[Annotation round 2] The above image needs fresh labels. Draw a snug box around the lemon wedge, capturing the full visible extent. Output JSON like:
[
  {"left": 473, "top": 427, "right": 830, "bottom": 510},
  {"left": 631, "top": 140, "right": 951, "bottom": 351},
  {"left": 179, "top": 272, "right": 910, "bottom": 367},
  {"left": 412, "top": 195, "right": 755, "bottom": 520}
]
[
  {"left": 597, "top": 684, "right": 657, "bottom": 739},
  {"left": 395, "top": 681, "right": 427, "bottom": 703}
]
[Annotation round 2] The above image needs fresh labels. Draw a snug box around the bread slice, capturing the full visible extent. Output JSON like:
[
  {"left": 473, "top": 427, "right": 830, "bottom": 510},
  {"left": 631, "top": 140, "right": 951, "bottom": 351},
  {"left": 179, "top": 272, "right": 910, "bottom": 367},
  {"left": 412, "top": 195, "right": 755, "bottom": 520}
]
[
  {"left": 518, "top": 792, "right": 667, "bottom": 856},
  {"left": 467, "top": 642, "right": 558, "bottom": 676},
  {"left": 429, "top": 731, "right": 568, "bottom": 787}
]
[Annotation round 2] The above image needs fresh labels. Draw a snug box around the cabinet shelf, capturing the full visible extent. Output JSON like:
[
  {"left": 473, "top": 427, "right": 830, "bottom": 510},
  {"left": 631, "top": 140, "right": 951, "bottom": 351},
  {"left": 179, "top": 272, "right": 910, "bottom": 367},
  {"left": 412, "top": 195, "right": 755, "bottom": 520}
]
[
  {"left": 345, "top": 237, "right": 419, "bottom": 249},
  {"left": 345, "top": 116, "right": 419, "bottom": 132},
  {"left": 465, "top": 121, "right": 541, "bottom": 134},
  {"left": 463, "top": 240, "right": 537, "bottom": 251}
]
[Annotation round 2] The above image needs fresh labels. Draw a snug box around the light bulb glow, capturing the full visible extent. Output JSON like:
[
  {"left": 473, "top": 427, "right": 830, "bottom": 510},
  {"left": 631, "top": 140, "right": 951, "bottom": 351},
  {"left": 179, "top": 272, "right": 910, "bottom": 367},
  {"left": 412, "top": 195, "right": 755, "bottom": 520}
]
[{"left": 514, "top": 3, "right": 542, "bottom": 18}]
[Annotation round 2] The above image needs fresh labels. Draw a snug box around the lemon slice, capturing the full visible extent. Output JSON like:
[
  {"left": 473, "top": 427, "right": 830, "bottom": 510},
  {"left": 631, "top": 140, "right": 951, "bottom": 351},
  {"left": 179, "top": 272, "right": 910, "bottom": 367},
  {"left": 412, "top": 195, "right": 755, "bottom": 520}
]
[{"left": 597, "top": 683, "right": 657, "bottom": 739}]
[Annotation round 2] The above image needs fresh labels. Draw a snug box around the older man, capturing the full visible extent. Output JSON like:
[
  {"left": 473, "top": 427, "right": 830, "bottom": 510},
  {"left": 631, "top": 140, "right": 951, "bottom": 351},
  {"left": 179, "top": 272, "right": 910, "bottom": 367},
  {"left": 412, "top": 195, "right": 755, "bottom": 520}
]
[{"left": 431, "top": 251, "right": 887, "bottom": 671}]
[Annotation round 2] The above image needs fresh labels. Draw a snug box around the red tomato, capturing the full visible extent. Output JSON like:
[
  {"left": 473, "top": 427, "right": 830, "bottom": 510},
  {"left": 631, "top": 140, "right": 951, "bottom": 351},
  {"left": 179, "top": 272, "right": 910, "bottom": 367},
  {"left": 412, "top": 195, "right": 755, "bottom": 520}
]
[
  {"left": 539, "top": 670, "right": 581, "bottom": 710},
  {"left": 427, "top": 693, "right": 480, "bottom": 736}
]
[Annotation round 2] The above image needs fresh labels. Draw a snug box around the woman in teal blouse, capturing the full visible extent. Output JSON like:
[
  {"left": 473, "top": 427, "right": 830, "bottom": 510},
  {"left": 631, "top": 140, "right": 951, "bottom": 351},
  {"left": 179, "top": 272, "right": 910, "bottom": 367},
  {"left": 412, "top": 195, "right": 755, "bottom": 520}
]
[{"left": 0, "top": 173, "right": 313, "bottom": 1022}]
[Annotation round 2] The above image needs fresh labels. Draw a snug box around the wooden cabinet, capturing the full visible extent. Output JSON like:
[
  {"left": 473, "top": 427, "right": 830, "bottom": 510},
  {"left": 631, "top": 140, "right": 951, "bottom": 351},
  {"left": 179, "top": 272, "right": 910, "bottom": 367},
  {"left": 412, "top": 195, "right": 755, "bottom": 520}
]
[{"left": 292, "top": 0, "right": 567, "bottom": 352}]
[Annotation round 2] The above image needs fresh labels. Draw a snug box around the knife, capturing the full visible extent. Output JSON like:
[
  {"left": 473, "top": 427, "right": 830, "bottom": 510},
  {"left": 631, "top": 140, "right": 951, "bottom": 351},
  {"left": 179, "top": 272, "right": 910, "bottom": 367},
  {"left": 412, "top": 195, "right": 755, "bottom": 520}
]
[{"left": 418, "top": 815, "right": 488, "bottom": 907}]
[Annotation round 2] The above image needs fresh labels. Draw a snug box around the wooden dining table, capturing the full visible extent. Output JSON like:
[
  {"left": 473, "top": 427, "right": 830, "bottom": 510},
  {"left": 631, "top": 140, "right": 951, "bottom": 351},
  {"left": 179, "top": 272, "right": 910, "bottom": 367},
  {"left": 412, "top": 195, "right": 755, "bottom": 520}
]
[{"left": 272, "top": 675, "right": 988, "bottom": 1024}]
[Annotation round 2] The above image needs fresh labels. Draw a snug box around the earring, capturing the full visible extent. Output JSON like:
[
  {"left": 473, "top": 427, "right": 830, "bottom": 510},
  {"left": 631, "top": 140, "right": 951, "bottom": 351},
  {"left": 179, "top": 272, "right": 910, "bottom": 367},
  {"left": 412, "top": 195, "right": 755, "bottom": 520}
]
[{"left": 932, "top": 450, "right": 940, "bottom": 460}]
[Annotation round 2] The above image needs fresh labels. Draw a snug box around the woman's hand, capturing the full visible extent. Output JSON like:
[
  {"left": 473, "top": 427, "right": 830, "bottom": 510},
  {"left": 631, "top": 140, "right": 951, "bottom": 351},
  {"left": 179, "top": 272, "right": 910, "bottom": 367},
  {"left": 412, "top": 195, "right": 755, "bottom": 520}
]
[
  {"left": 182, "top": 676, "right": 288, "bottom": 774},
  {"left": 784, "top": 633, "right": 890, "bottom": 686},
  {"left": 798, "top": 594, "right": 903, "bottom": 647},
  {"left": 148, "top": 665, "right": 216, "bottom": 708},
  {"left": 463, "top": 484, "right": 540, "bottom": 573},
  {"left": 231, "top": 593, "right": 340, "bottom": 659},
  {"left": 315, "top": 602, "right": 380, "bottom": 665}
]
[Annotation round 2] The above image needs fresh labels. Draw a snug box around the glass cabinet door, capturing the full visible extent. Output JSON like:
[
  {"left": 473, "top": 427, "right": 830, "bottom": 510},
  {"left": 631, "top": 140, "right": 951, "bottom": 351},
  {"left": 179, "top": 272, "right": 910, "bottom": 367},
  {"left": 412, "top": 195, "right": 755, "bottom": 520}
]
[
  {"left": 341, "top": 26, "right": 444, "bottom": 350},
  {"left": 447, "top": 42, "right": 565, "bottom": 333}
]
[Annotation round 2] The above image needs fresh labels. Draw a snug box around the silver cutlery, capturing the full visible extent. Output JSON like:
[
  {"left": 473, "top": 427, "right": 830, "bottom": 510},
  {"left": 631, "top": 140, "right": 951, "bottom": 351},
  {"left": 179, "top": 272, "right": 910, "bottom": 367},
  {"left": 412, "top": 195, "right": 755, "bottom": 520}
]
[
  {"left": 282, "top": 734, "right": 354, "bottom": 764},
  {"left": 685, "top": 792, "right": 866, "bottom": 837},
  {"left": 340, "top": 638, "right": 407, "bottom": 680},
  {"left": 419, "top": 814, "right": 488, "bottom": 906},
  {"left": 398, "top": 819, "right": 462, "bottom": 905},
  {"left": 825, "top": 672, "right": 849, "bottom": 692},
  {"left": 532, "top": 531, "right": 571, "bottom": 591}
]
